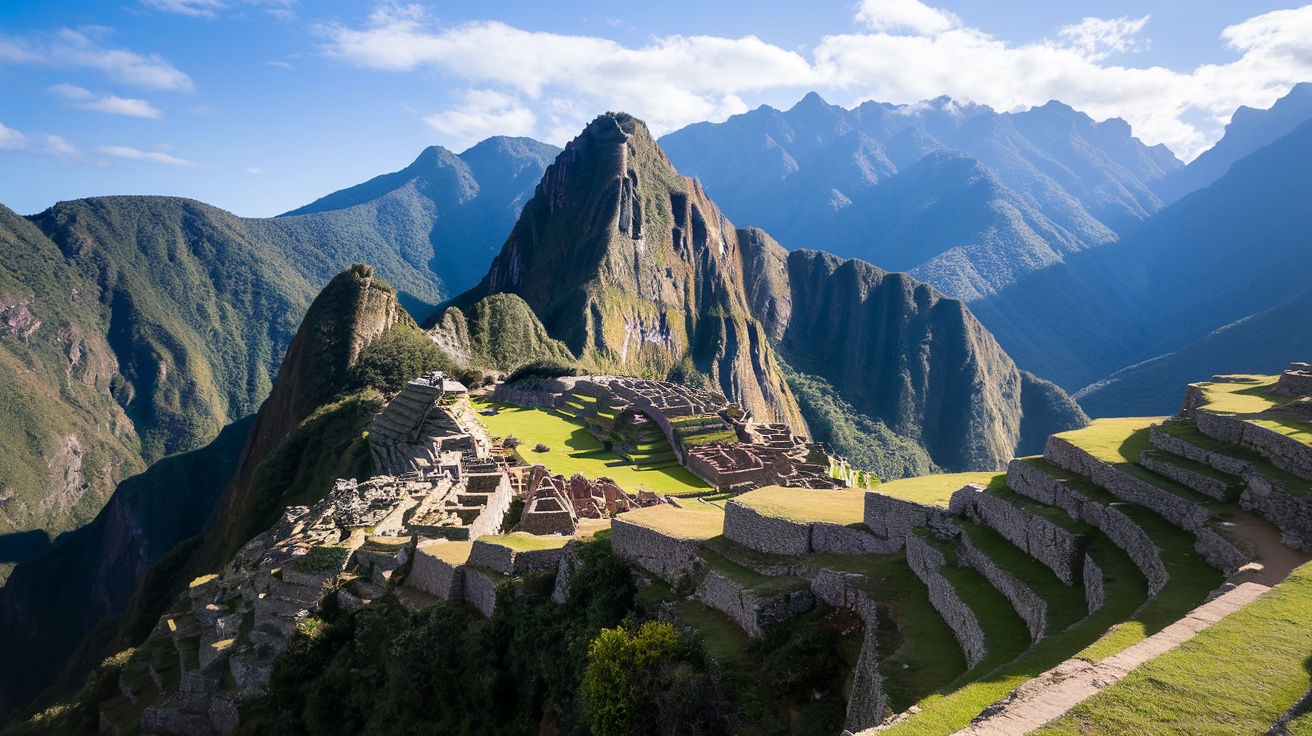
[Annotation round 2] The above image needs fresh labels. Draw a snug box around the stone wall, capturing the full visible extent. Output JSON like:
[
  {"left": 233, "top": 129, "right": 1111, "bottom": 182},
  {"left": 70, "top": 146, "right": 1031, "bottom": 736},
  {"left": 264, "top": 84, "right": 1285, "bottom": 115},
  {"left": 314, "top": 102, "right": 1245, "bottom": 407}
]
[
  {"left": 463, "top": 567, "right": 501, "bottom": 618},
  {"left": 803, "top": 570, "right": 889, "bottom": 729},
  {"left": 1241, "top": 473, "right": 1312, "bottom": 551},
  {"left": 948, "top": 484, "right": 1086, "bottom": 586},
  {"left": 1139, "top": 452, "right": 1232, "bottom": 501},
  {"left": 468, "top": 540, "right": 567, "bottom": 575},
  {"left": 466, "top": 473, "right": 513, "bottom": 540},
  {"left": 1044, "top": 437, "right": 1249, "bottom": 575},
  {"left": 864, "top": 493, "right": 940, "bottom": 545},
  {"left": 723, "top": 502, "right": 898, "bottom": 557},
  {"left": 1149, "top": 424, "right": 1254, "bottom": 476},
  {"left": 956, "top": 532, "right": 1047, "bottom": 642},
  {"left": 1194, "top": 410, "right": 1312, "bottom": 482},
  {"left": 695, "top": 570, "right": 815, "bottom": 637},
  {"left": 904, "top": 535, "right": 986, "bottom": 668},
  {"left": 1008, "top": 459, "right": 1169, "bottom": 596},
  {"left": 1082, "top": 553, "right": 1104, "bottom": 613},
  {"left": 812, "top": 523, "right": 899, "bottom": 556},
  {"left": 1044, "top": 437, "right": 1213, "bottom": 532},
  {"left": 490, "top": 383, "right": 561, "bottom": 408},
  {"left": 407, "top": 548, "right": 465, "bottom": 601},
  {"left": 724, "top": 501, "right": 812, "bottom": 556},
  {"left": 1274, "top": 363, "right": 1312, "bottom": 397},
  {"left": 610, "top": 517, "right": 705, "bottom": 582}
]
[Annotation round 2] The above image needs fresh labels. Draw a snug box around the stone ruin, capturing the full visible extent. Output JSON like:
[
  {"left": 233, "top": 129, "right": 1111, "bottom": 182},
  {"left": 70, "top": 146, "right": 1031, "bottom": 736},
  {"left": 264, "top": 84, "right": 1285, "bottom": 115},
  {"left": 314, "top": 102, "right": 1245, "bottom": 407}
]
[
  {"left": 491, "top": 374, "right": 851, "bottom": 493},
  {"left": 515, "top": 464, "right": 664, "bottom": 535},
  {"left": 368, "top": 371, "right": 482, "bottom": 477}
]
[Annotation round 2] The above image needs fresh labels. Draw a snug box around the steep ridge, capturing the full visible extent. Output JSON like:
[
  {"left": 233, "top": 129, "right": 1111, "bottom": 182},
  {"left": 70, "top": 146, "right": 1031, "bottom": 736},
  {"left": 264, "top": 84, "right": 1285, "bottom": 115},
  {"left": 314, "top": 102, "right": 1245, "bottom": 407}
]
[
  {"left": 1153, "top": 82, "right": 1312, "bottom": 204},
  {"left": 280, "top": 137, "right": 559, "bottom": 297},
  {"left": 452, "top": 112, "right": 807, "bottom": 431},
  {"left": 660, "top": 93, "right": 1180, "bottom": 302},
  {"left": 0, "top": 206, "right": 142, "bottom": 547},
  {"left": 0, "top": 265, "right": 411, "bottom": 722},
  {"left": 742, "top": 241, "right": 1087, "bottom": 472}
]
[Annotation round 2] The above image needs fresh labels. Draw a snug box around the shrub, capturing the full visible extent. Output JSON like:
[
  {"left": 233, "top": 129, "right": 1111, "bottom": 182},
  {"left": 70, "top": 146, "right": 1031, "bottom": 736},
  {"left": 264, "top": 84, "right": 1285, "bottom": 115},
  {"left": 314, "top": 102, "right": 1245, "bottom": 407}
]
[
  {"left": 533, "top": 443, "right": 550, "bottom": 453},
  {"left": 505, "top": 360, "right": 580, "bottom": 384},
  {"left": 503, "top": 435, "right": 522, "bottom": 449}
]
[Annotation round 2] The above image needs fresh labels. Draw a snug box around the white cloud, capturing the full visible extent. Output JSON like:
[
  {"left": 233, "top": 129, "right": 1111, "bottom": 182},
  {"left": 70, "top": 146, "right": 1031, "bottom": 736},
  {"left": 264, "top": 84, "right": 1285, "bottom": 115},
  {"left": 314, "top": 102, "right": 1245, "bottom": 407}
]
[
  {"left": 98, "top": 145, "right": 202, "bottom": 167},
  {"left": 246, "top": 167, "right": 264, "bottom": 174},
  {"left": 76, "top": 96, "right": 163, "bottom": 118},
  {"left": 141, "top": 0, "right": 225, "bottom": 18},
  {"left": 424, "top": 89, "right": 536, "bottom": 147},
  {"left": 855, "top": 0, "right": 960, "bottom": 36},
  {"left": 49, "top": 84, "right": 163, "bottom": 118},
  {"left": 0, "top": 28, "right": 193, "bottom": 91},
  {"left": 0, "top": 122, "right": 82, "bottom": 157},
  {"left": 0, "top": 122, "right": 27, "bottom": 150},
  {"left": 265, "top": 60, "right": 293, "bottom": 69},
  {"left": 323, "top": 3, "right": 1312, "bottom": 161},
  {"left": 1057, "top": 16, "right": 1150, "bottom": 59}
]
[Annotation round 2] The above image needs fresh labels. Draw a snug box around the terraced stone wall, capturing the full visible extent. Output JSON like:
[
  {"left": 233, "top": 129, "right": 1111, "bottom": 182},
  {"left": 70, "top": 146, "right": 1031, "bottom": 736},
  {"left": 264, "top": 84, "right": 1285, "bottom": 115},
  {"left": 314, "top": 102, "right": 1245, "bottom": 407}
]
[
  {"left": 1082, "top": 553, "right": 1105, "bottom": 613},
  {"left": 408, "top": 548, "right": 465, "bottom": 600},
  {"left": 905, "top": 535, "right": 986, "bottom": 668},
  {"left": 1150, "top": 424, "right": 1253, "bottom": 476},
  {"left": 956, "top": 533, "right": 1047, "bottom": 641},
  {"left": 808, "top": 569, "right": 888, "bottom": 730},
  {"left": 468, "top": 540, "right": 567, "bottom": 575},
  {"left": 463, "top": 567, "right": 501, "bottom": 617},
  {"left": 695, "top": 570, "right": 815, "bottom": 636},
  {"left": 948, "top": 484, "right": 1086, "bottom": 585},
  {"left": 1193, "top": 411, "right": 1312, "bottom": 482},
  {"left": 864, "top": 493, "right": 941, "bottom": 544},
  {"left": 1008, "top": 460, "right": 1169, "bottom": 596},
  {"left": 724, "top": 501, "right": 811, "bottom": 555},
  {"left": 610, "top": 517, "right": 706, "bottom": 582},
  {"left": 1140, "top": 452, "right": 1232, "bottom": 500}
]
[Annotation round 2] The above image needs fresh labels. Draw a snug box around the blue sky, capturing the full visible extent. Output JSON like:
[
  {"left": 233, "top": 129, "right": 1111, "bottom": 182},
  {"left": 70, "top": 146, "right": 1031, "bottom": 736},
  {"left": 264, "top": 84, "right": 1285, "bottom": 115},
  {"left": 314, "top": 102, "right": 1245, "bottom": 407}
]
[{"left": 1, "top": 0, "right": 1310, "bottom": 217}]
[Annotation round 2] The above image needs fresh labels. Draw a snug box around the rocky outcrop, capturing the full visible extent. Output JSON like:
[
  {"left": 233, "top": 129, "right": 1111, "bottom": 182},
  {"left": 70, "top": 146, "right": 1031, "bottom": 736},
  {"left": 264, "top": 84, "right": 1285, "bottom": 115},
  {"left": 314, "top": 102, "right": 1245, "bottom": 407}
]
[
  {"left": 905, "top": 535, "right": 987, "bottom": 668},
  {"left": 453, "top": 112, "right": 806, "bottom": 431}
]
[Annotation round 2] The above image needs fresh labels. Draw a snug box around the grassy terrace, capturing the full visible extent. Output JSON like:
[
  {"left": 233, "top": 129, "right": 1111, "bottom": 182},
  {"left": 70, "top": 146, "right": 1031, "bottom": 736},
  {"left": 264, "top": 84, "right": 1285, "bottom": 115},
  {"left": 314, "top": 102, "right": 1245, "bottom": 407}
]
[
  {"left": 472, "top": 397, "right": 711, "bottom": 498},
  {"left": 875, "top": 472, "right": 1000, "bottom": 508},
  {"left": 1160, "top": 419, "right": 1312, "bottom": 499},
  {"left": 1036, "top": 562, "right": 1312, "bottom": 736},
  {"left": 882, "top": 535, "right": 1149, "bottom": 736},
  {"left": 697, "top": 535, "right": 968, "bottom": 711},
  {"left": 416, "top": 540, "right": 474, "bottom": 565},
  {"left": 617, "top": 504, "right": 725, "bottom": 539},
  {"left": 1056, "top": 418, "right": 1218, "bottom": 507},
  {"left": 1198, "top": 375, "right": 1312, "bottom": 449},
  {"left": 956, "top": 520, "right": 1089, "bottom": 633},
  {"left": 478, "top": 531, "right": 572, "bottom": 552},
  {"left": 732, "top": 486, "right": 866, "bottom": 525}
]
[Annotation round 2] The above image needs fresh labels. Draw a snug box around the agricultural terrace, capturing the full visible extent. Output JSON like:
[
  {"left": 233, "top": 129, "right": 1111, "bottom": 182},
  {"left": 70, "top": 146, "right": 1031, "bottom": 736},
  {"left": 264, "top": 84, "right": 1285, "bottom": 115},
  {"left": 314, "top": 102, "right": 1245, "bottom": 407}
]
[
  {"left": 733, "top": 486, "right": 865, "bottom": 524},
  {"left": 618, "top": 505, "right": 725, "bottom": 540},
  {"left": 1198, "top": 374, "right": 1312, "bottom": 449},
  {"left": 472, "top": 397, "right": 710, "bottom": 498},
  {"left": 874, "top": 472, "right": 1001, "bottom": 508}
]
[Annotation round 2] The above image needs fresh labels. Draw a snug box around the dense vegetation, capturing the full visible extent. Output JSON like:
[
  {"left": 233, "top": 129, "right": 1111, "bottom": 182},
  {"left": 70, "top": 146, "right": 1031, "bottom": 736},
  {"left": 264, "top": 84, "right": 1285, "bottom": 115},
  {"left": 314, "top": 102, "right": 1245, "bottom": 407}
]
[{"left": 781, "top": 362, "right": 937, "bottom": 480}]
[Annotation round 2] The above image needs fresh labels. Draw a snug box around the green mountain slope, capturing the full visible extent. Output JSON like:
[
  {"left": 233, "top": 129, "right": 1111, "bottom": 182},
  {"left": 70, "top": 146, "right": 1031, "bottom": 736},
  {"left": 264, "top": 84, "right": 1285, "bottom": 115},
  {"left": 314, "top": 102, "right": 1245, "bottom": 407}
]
[{"left": 453, "top": 112, "right": 807, "bottom": 431}]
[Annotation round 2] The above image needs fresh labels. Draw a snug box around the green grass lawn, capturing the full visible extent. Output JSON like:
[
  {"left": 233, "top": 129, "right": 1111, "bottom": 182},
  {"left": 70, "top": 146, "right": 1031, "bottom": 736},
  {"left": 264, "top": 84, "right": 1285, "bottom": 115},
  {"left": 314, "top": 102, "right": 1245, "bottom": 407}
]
[
  {"left": 733, "top": 486, "right": 866, "bottom": 525},
  {"left": 1055, "top": 417, "right": 1170, "bottom": 464},
  {"left": 618, "top": 505, "right": 725, "bottom": 538},
  {"left": 473, "top": 398, "right": 710, "bottom": 497},
  {"left": 874, "top": 472, "right": 1001, "bottom": 508},
  {"left": 477, "top": 532, "right": 572, "bottom": 552},
  {"left": 1036, "top": 562, "right": 1312, "bottom": 736},
  {"left": 1198, "top": 374, "right": 1282, "bottom": 415}
]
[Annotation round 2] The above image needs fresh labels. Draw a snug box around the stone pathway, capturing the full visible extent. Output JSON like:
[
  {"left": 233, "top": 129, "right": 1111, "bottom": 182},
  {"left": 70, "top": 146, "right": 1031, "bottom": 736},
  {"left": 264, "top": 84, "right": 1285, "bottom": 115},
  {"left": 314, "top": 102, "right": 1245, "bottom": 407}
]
[{"left": 950, "top": 580, "right": 1271, "bottom": 735}]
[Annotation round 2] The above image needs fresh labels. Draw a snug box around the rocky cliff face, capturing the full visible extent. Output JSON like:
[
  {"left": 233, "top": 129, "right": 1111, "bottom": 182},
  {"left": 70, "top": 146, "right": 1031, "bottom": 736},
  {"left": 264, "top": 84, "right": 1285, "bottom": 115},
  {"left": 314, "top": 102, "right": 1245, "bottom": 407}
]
[
  {"left": 743, "top": 239, "right": 1087, "bottom": 472},
  {"left": 455, "top": 113, "right": 805, "bottom": 431}
]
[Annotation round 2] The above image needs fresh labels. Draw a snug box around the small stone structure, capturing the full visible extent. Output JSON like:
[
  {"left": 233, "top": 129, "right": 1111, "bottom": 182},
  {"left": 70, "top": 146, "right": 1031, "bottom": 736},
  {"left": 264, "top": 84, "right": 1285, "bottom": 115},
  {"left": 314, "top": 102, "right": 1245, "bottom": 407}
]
[{"left": 1273, "top": 362, "right": 1312, "bottom": 398}]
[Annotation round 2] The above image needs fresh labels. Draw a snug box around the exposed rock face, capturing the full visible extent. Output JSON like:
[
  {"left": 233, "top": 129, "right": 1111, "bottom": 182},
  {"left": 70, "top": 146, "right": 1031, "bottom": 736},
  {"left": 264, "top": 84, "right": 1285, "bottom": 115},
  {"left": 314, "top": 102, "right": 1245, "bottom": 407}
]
[
  {"left": 198, "top": 265, "right": 402, "bottom": 569},
  {"left": 744, "top": 241, "right": 1087, "bottom": 472},
  {"left": 453, "top": 113, "right": 805, "bottom": 431}
]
